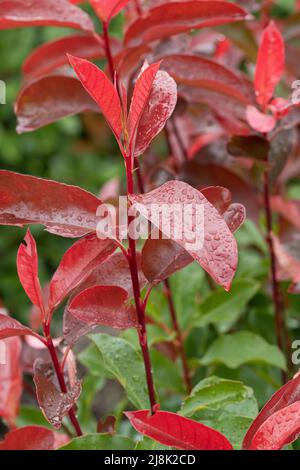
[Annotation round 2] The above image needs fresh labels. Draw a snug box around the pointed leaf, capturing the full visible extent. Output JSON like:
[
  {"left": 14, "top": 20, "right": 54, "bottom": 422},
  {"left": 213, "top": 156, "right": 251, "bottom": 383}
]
[
  {"left": 68, "top": 55, "right": 122, "bottom": 140},
  {"left": 130, "top": 181, "right": 238, "bottom": 290},
  {"left": 15, "top": 74, "right": 99, "bottom": 133},
  {"left": 17, "top": 229, "right": 44, "bottom": 312},
  {"left": 134, "top": 70, "right": 177, "bottom": 157},
  {"left": 22, "top": 34, "right": 107, "bottom": 79},
  {"left": 125, "top": 410, "right": 233, "bottom": 450},
  {"left": 33, "top": 359, "right": 81, "bottom": 429},
  {"left": 0, "top": 170, "right": 103, "bottom": 237},
  {"left": 223, "top": 203, "right": 246, "bottom": 233},
  {"left": 0, "top": 337, "right": 22, "bottom": 426},
  {"left": 68, "top": 285, "right": 138, "bottom": 329},
  {"left": 0, "top": 313, "right": 39, "bottom": 341},
  {"left": 254, "top": 21, "right": 285, "bottom": 110},
  {"left": 125, "top": 1, "right": 249, "bottom": 46},
  {"left": 49, "top": 234, "right": 117, "bottom": 311},
  {"left": 246, "top": 105, "right": 276, "bottom": 133},
  {"left": 0, "top": 426, "right": 69, "bottom": 450},
  {"left": 90, "top": 0, "right": 130, "bottom": 23},
  {"left": 0, "top": 0, "right": 94, "bottom": 31}
]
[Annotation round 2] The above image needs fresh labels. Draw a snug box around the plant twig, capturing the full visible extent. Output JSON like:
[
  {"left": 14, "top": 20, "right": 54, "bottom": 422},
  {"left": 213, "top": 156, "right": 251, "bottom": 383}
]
[{"left": 134, "top": 0, "right": 143, "bottom": 16}]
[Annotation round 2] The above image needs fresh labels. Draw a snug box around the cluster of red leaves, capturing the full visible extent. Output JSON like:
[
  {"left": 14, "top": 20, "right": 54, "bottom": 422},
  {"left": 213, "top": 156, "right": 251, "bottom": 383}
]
[{"left": 0, "top": 0, "right": 300, "bottom": 451}]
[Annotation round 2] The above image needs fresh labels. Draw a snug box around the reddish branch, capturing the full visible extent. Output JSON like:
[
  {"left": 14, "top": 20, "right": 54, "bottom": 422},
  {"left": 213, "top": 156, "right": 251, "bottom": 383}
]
[{"left": 43, "top": 322, "right": 82, "bottom": 436}]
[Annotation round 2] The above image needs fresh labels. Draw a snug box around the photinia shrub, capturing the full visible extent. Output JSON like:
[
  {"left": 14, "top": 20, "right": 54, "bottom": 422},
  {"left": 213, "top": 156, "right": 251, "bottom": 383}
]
[{"left": 1, "top": 0, "right": 300, "bottom": 452}]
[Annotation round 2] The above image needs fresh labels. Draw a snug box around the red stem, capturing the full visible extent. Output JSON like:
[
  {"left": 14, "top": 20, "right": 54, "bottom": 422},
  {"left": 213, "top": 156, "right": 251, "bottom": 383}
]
[
  {"left": 134, "top": 0, "right": 143, "bottom": 16},
  {"left": 134, "top": 157, "right": 192, "bottom": 393},
  {"left": 126, "top": 155, "right": 157, "bottom": 413},
  {"left": 43, "top": 323, "right": 82, "bottom": 436},
  {"left": 263, "top": 168, "right": 288, "bottom": 383},
  {"left": 102, "top": 21, "right": 115, "bottom": 82}
]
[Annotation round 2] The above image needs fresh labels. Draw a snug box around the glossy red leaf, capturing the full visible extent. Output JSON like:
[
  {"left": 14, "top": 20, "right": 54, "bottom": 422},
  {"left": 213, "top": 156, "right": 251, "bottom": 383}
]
[
  {"left": 15, "top": 74, "right": 99, "bottom": 133},
  {"left": 49, "top": 234, "right": 117, "bottom": 311},
  {"left": 0, "top": 0, "right": 94, "bottom": 31},
  {"left": 249, "top": 401, "right": 300, "bottom": 450},
  {"left": 22, "top": 34, "right": 107, "bottom": 79},
  {"left": 68, "top": 285, "right": 137, "bottom": 328},
  {"left": 246, "top": 105, "right": 276, "bottom": 133},
  {"left": 223, "top": 203, "right": 246, "bottom": 233},
  {"left": 134, "top": 70, "right": 177, "bottom": 157},
  {"left": 125, "top": 410, "right": 233, "bottom": 450},
  {"left": 130, "top": 181, "right": 238, "bottom": 290},
  {"left": 0, "top": 170, "right": 103, "bottom": 237},
  {"left": 254, "top": 21, "right": 285, "bottom": 110},
  {"left": 200, "top": 186, "right": 232, "bottom": 215},
  {"left": 124, "top": 1, "right": 249, "bottom": 46},
  {"left": 90, "top": 0, "right": 130, "bottom": 23},
  {"left": 0, "top": 313, "right": 39, "bottom": 341},
  {"left": 0, "top": 426, "right": 69, "bottom": 450},
  {"left": 162, "top": 54, "right": 253, "bottom": 104},
  {"left": 243, "top": 372, "right": 300, "bottom": 449},
  {"left": 0, "top": 336, "right": 22, "bottom": 426},
  {"left": 128, "top": 62, "right": 161, "bottom": 145},
  {"left": 68, "top": 55, "right": 122, "bottom": 140},
  {"left": 17, "top": 229, "right": 44, "bottom": 313},
  {"left": 33, "top": 359, "right": 81, "bottom": 429}
]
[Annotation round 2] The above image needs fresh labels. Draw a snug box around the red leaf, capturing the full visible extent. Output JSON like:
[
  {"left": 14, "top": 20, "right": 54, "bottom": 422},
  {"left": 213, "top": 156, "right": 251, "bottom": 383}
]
[
  {"left": 49, "top": 234, "right": 117, "bottom": 311},
  {"left": 162, "top": 54, "right": 253, "bottom": 104},
  {"left": 254, "top": 21, "right": 285, "bottom": 110},
  {"left": 246, "top": 105, "right": 276, "bottom": 133},
  {"left": 68, "top": 285, "right": 138, "bottom": 328},
  {"left": 33, "top": 359, "right": 81, "bottom": 429},
  {"left": 0, "top": 170, "right": 103, "bottom": 237},
  {"left": 17, "top": 229, "right": 44, "bottom": 313},
  {"left": 0, "top": 426, "right": 69, "bottom": 450},
  {"left": 124, "top": 1, "right": 249, "bottom": 46},
  {"left": 200, "top": 186, "right": 232, "bottom": 215},
  {"left": 223, "top": 203, "right": 246, "bottom": 233},
  {"left": 15, "top": 73, "right": 99, "bottom": 133},
  {"left": 68, "top": 55, "right": 122, "bottom": 141},
  {"left": 0, "top": 0, "right": 94, "bottom": 31},
  {"left": 22, "top": 34, "right": 107, "bottom": 79},
  {"left": 249, "top": 401, "right": 300, "bottom": 450},
  {"left": 134, "top": 70, "right": 177, "bottom": 157},
  {"left": 243, "top": 372, "right": 300, "bottom": 449},
  {"left": 125, "top": 410, "right": 233, "bottom": 450},
  {"left": 130, "top": 181, "right": 238, "bottom": 290},
  {"left": 0, "top": 337, "right": 22, "bottom": 426},
  {"left": 90, "top": 0, "right": 130, "bottom": 23},
  {"left": 0, "top": 313, "right": 39, "bottom": 341},
  {"left": 128, "top": 62, "right": 161, "bottom": 146}
]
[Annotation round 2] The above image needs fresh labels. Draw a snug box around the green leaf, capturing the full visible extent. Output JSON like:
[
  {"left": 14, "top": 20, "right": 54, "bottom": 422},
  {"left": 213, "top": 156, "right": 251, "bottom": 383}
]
[
  {"left": 78, "top": 343, "right": 109, "bottom": 377},
  {"left": 58, "top": 433, "right": 135, "bottom": 450},
  {"left": 135, "top": 437, "right": 171, "bottom": 450},
  {"left": 200, "top": 331, "right": 286, "bottom": 370},
  {"left": 194, "top": 279, "right": 260, "bottom": 333},
  {"left": 180, "top": 376, "right": 258, "bottom": 449},
  {"left": 17, "top": 406, "right": 50, "bottom": 428},
  {"left": 89, "top": 333, "right": 149, "bottom": 409}
]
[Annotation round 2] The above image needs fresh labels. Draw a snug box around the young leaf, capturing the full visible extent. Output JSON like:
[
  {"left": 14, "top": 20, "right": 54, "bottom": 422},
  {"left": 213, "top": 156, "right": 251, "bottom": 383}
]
[
  {"left": 249, "top": 401, "right": 300, "bottom": 450},
  {"left": 125, "top": 410, "right": 233, "bottom": 450},
  {"left": 181, "top": 376, "right": 258, "bottom": 449},
  {"left": 243, "top": 371, "right": 300, "bottom": 449},
  {"left": 254, "top": 21, "right": 285, "bottom": 110},
  {"left": 0, "top": 170, "right": 102, "bottom": 237},
  {"left": 124, "top": 1, "right": 249, "bottom": 46},
  {"left": 130, "top": 180, "right": 238, "bottom": 291},
  {"left": 17, "top": 229, "right": 44, "bottom": 313},
  {"left": 89, "top": 0, "right": 130, "bottom": 23},
  {"left": 68, "top": 285, "right": 138, "bottom": 329},
  {"left": 68, "top": 55, "right": 123, "bottom": 141},
  {"left": 33, "top": 359, "right": 81, "bottom": 429},
  {"left": 134, "top": 70, "right": 177, "bottom": 157},
  {"left": 0, "top": 313, "right": 40, "bottom": 341},
  {"left": 0, "top": 426, "right": 69, "bottom": 450},
  {"left": 89, "top": 334, "right": 149, "bottom": 409},
  {"left": 58, "top": 433, "right": 134, "bottom": 450},
  {"left": 0, "top": 337, "right": 22, "bottom": 426},
  {"left": 201, "top": 331, "right": 286, "bottom": 370},
  {"left": 0, "top": 0, "right": 94, "bottom": 31},
  {"left": 22, "top": 34, "right": 107, "bottom": 79},
  {"left": 49, "top": 234, "right": 117, "bottom": 311},
  {"left": 128, "top": 62, "right": 161, "bottom": 146},
  {"left": 223, "top": 203, "right": 246, "bottom": 233},
  {"left": 246, "top": 105, "right": 276, "bottom": 133},
  {"left": 15, "top": 74, "right": 99, "bottom": 133}
]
